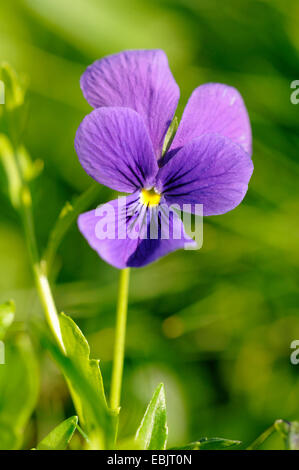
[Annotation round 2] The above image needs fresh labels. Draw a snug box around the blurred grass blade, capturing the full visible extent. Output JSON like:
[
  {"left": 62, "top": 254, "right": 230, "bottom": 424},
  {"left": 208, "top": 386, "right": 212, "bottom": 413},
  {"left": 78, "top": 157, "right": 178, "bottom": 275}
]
[
  {"left": 275, "top": 419, "right": 299, "bottom": 450},
  {"left": 0, "top": 333, "right": 39, "bottom": 450},
  {"left": 135, "top": 383, "right": 168, "bottom": 450},
  {"left": 0, "top": 63, "right": 26, "bottom": 112},
  {"left": 36, "top": 416, "right": 78, "bottom": 450},
  {"left": 117, "top": 437, "right": 143, "bottom": 450},
  {"left": 0, "top": 137, "right": 42, "bottom": 208},
  {"left": 43, "top": 183, "right": 102, "bottom": 273},
  {"left": 172, "top": 438, "right": 241, "bottom": 450},
  {"left": 0, "top": 63, "right": 28, "bottom": 145},
  {"left": 0, "top": 135, "right": 22, "bottom": 208},
  {"left": 17, "top": 145, "right": 44, "bottom": 182},
  {"left": 0, "top": 300, "right": 15, "bottom": 340}
]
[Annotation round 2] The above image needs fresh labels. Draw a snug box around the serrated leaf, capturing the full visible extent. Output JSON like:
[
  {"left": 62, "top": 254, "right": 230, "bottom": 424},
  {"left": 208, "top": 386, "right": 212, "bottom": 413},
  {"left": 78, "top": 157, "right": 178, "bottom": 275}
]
[
  {"left": 275, "top": 419, "right": 299, "bottom": 450},
  {"left": 36, "top": 416, "right": 78, "bottom": 450},
  {"left": 38, "top": 326, "right": 115, "bottom": 449},
  {"left": 0, "top": 301, "right": 15, "bottom": 340},
  {"left": 58, "top": 314, "right": 114, "bottom": 448},
  {"left": 172, "top": 437, "right": 241, "bottom": 450},
  {"left": 60, "top": 313, "right": 107, "bottom": 409},
  {"left": 135, "top": 383, "right": 168, "bottom": 450}
]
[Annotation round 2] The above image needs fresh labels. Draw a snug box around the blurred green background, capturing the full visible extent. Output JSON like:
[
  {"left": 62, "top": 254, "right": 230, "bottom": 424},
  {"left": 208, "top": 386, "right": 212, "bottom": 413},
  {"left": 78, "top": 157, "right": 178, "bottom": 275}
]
[{"left": 1, "top": 0, "right": 299, "bottom": 450}]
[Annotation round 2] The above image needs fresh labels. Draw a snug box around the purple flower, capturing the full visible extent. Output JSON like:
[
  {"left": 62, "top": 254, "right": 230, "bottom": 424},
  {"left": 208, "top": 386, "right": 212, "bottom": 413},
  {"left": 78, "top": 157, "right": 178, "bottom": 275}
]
[{"left": 75, "top": 50, "right": 253, "bottom": 269}]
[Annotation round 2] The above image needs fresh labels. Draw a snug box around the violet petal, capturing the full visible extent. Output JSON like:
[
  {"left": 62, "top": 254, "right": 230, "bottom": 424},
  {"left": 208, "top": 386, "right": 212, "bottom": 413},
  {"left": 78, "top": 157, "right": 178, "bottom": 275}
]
[
  {"left": 80, "top": 49, "right": 180, "bottom": 157},
  {"left": 170, "top": 83, "right": 252, "bottom": 155},
  {"left": 75, "top": 107, "right": 158, "bottom": 192},
  {"left": 78, "top": 194, "right": 194, "bottom": 269},
  {"left": 156, "top": 133, "right": 254, "bottom": 216}
]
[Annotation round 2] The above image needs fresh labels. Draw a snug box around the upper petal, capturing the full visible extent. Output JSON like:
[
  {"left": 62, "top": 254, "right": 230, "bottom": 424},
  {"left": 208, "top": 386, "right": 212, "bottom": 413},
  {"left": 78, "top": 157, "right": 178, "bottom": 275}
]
[
  {"left": 170, "top": 83, "right": 252, "bottom": 155},
  {"left": 75, "top": 107, "right": 158, "bottom": 192},
  {"left": 80, "top": 49, "right": 180, "bottom": 157},
  {"left": 156, "top": 133, "right": 254, "bottom": 216}
]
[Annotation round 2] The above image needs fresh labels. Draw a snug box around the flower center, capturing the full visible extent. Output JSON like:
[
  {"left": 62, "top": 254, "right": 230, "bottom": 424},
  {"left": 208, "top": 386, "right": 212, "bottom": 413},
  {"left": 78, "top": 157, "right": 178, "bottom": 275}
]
[{"left": 140, "top": 188, "right": 161, "bottom": 207}]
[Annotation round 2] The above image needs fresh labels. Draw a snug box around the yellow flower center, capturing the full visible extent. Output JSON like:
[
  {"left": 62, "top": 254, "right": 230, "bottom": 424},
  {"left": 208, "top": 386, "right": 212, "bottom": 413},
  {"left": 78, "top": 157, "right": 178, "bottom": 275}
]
[{"left": 140, "top": 188, "right": 161, "bottom": 207}]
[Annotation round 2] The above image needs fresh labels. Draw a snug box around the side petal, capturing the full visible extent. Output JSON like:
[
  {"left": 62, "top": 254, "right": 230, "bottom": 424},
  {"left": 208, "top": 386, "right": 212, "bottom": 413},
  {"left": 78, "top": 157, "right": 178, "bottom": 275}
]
[
  {"left": 78, "top": 194, "right": 140, "bottom": 269},
  {"left": 78, "top": 194, "right": 195, "bottom": 269},
  {"left": 75, "top": 107, "right": 158, "bottom": 192},
  {"left": 156, "top": 133, "right": 254, "bottom": 216},
  {"left": 170, "top": 83, "right": 252, "bottom": 155},
  {"left": 80, "top": 49, "right": 180, "bottom": 157}
]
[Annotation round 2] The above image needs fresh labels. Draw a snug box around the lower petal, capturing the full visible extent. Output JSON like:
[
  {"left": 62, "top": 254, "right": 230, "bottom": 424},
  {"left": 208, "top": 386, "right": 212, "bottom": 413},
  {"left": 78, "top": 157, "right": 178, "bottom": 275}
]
[
  {"left": 78, "top": 194, "right": 195, "bottom": 269},
  {"left": 127, "top": 204, "right": 195, "bottom": 267}
]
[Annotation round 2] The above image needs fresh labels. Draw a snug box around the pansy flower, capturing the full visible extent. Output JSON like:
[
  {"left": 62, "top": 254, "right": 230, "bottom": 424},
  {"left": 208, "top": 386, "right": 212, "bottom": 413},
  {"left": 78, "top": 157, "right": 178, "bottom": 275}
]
[{"left": 75, "top": 50, "right": 253, "bottom": 268}]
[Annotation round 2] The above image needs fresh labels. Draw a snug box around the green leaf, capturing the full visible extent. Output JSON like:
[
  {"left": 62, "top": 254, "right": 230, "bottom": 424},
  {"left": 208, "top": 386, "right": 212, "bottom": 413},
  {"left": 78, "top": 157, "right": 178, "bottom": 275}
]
[
  {"left": 37, "top": 326, "right": 114, "bottom": 449},
  {"left": 49, "top": 314, "right": 114, "bottom": 449},
  {"left": 275, "top": 419, "right": 299, "bottom": 450},
  {"left": 135, "top": 383, "right": 168, "bottom": 450},
  {"left": 162, "top": 116, "right": 178, "bottom": 155},
  {"left": 36, "top": 416, "right": 78, "bottom": 450},
  {"left": 0, "top": 300, "right": 15, "bottom": 340},
  {"left": 0, "top": 333, "right": 39, "bottom": 449},
  {"left": 60, "top": 313, "right": 108, "bottom": 414},
  {"left": 172, "top": 437, "right": 241, "bottom": 450}
]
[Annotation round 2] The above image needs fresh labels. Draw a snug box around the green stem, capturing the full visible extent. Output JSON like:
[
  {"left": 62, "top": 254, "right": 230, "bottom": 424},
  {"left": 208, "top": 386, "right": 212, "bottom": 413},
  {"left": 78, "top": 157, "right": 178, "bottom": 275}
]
[
  {"left": 33, "top": 263, "right": 65, "bottom": 353},
  {"left": 20, "top": 185, "right": 65, "bottom": 353},
  {"left": 43, "top": 182, "right": 102, "bottom": 275},
  {"left": 110, "top": 268, "right": 130, "bottom": 412},
  {"left": 247, "top": 424, "right": 275, "bottom": 450},
  {"left": 1, "top": 118, "right": 65, "bottom": 353}
]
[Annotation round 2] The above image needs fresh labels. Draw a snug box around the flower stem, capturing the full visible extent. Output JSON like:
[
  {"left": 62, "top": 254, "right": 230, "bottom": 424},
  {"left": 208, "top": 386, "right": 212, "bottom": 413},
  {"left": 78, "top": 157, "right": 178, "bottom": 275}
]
[{"left": 110, "top": 268, "right": 130, "bottom": 412}]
